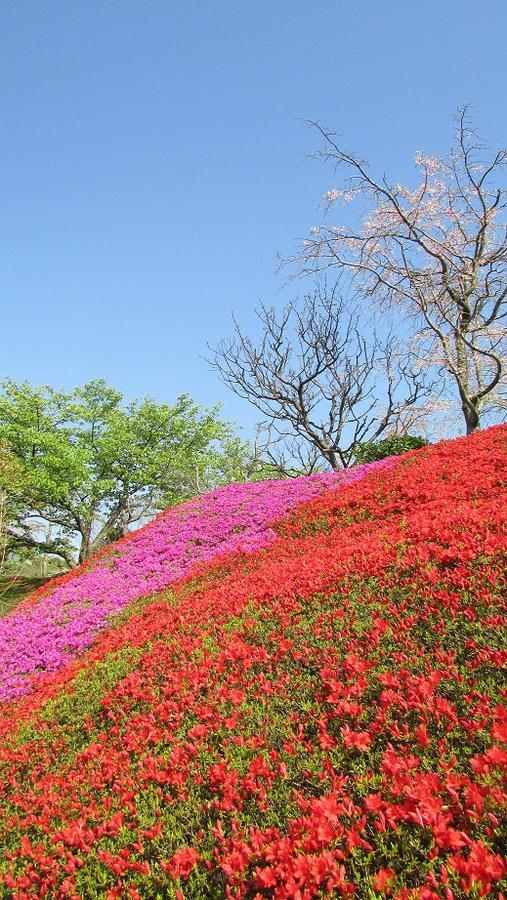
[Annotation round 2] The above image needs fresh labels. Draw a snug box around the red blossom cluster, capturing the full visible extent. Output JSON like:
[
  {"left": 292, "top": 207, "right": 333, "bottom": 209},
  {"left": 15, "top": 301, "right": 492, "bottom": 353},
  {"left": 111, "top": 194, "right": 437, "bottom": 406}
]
[{"left": 0, "top": 426, "right": 505, "bottom": 898}]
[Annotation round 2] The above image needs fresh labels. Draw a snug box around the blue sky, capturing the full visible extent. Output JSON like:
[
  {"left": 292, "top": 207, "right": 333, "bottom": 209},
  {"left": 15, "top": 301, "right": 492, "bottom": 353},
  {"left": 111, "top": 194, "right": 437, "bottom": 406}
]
[{"left": 1, "top": 0, "right": 506, "bottom": 434}]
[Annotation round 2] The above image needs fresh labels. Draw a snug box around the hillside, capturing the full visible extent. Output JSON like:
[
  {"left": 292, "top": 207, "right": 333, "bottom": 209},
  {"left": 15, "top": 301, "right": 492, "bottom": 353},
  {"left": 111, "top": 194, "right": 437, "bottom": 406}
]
[{"left": 0, "top": 428, "right": 506, "bottom": 898}]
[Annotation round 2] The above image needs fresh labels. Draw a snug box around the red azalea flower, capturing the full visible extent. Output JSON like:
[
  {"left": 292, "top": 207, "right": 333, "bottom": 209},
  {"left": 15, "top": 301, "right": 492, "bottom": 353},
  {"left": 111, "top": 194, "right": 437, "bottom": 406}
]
[
  {"left": 373, "top": 867, "right": 396, "bottom": 892},
  {"left": 341, "top": 724, "right": 372, "bottom": 750},
  {"left": 160, "top": 847, "right": 199, "bottom": 880}
]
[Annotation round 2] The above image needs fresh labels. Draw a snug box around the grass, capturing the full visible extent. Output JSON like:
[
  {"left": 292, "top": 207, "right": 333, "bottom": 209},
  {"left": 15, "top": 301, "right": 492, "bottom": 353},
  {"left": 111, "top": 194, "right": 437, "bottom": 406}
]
[{"left": 0, "top": 575, "right": 49, "bottom": 617}]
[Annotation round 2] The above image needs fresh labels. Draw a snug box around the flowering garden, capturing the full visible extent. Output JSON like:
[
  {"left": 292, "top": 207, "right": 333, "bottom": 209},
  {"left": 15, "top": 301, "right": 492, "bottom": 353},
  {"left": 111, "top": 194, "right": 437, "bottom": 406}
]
[{"left": 0, "top": 426, "right": 505, "bottom": 898}]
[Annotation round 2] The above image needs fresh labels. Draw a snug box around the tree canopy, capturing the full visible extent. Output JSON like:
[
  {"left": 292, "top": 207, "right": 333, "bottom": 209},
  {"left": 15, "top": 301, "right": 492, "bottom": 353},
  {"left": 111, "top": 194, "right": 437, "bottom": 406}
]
[
  {"left": 0, "top": 444, "right": 24, "bottom": 578},
  {"left": 0, "top": 379, "right": 248, "bottom": 567}
]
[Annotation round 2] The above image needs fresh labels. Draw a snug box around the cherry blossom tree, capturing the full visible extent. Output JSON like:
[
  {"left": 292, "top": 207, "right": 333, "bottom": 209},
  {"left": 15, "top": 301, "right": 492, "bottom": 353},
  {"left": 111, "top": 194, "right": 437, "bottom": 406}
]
[{"left": 293, "top": 109, "right": 507, "bottom": 434}]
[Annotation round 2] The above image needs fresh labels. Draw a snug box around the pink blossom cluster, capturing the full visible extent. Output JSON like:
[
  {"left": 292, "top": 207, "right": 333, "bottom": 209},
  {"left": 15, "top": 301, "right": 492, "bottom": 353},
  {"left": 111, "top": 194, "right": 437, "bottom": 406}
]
[{"left": 0, "top": 463, "right": 385, "bottom": 702}]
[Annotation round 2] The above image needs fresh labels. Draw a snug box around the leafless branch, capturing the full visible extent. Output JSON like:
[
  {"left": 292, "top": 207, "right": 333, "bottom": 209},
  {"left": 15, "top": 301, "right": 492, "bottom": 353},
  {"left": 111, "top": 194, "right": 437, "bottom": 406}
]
[
  {"left": 211, "top": 284, "right": 433, "bottom": 469},
  {"left": 286, "top": 109, "right": 507, "bottom": 434}
]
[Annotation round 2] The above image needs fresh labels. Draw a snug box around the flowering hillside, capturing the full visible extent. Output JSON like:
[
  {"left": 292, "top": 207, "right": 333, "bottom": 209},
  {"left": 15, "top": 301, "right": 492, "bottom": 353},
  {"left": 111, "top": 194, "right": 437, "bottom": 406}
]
[{"left": 0, "top": 428, "right": 506, "bottom": 898}]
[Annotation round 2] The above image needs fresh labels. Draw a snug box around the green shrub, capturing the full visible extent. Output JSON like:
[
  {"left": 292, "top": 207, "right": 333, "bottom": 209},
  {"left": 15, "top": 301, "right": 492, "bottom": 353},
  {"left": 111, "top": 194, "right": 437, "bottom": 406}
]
[{"left": 353, "top": 434, "right": 428, "bottom": 463}]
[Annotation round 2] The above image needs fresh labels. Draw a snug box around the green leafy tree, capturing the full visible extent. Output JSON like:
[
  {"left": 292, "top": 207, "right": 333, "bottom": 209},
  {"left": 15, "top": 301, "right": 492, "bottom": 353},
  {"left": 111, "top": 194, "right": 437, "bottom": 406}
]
[
  {"left": 0, "top": 444, "right": 24, "bottom": 576},
  {"left": 0, "top": 379, "right": 247, "bottom": 567},
  {"left": 353, "top": 434, "right": 428, "bottom": 463}
]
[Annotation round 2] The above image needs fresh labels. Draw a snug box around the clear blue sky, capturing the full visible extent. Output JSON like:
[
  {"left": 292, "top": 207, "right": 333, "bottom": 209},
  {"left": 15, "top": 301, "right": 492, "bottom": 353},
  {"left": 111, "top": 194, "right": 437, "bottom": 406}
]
[{"left": 1, "top": 0, "right": 506, "bottom": 433}]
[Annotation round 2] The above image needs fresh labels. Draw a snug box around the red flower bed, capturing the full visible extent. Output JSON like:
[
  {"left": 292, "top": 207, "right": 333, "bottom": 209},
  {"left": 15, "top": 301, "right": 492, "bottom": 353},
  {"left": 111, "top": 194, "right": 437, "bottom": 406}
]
[{"left": 0, "top": 427, "right": 505, "bottom": 898}]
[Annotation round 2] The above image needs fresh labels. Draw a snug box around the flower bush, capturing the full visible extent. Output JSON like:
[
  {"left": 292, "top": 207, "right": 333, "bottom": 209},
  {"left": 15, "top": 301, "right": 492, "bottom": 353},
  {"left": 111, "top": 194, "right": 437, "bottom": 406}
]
[
  {"left": 0, "top": 427, "right": 505, "bottom": 898},
  {"left": 0, "top": 464, "right": 383, "bottom": 703}
]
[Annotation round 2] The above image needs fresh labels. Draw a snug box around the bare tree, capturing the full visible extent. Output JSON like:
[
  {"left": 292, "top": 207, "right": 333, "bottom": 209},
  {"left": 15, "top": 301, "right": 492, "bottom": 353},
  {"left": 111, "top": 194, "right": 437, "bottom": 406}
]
[
  {"left": 244, "top": 422, "right": 324, "bottom": 477},
  {"left": 211, "top": 285, "right": 431, "bottom": 469},
  {"left": 291, "top": 108, "right": 507, "bottom": 434}
]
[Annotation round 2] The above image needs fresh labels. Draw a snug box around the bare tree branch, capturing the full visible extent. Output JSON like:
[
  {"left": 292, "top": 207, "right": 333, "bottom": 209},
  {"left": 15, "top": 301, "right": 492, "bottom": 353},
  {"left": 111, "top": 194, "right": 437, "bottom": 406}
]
[
  {"left": 210, "top": 284, "right": 433, "bottom": 469},
  {"left": 287, "top": 109, "right": 507, "bottom": 433}
]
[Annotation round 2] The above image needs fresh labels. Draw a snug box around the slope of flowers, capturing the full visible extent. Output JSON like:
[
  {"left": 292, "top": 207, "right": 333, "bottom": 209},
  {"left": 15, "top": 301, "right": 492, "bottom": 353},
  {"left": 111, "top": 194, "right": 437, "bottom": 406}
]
[
  {"left": 0, "top": 427, "right": 506, "bottom": 898},
  {"left": 0, "top": 465, "right": 384, "bottom": 703}
]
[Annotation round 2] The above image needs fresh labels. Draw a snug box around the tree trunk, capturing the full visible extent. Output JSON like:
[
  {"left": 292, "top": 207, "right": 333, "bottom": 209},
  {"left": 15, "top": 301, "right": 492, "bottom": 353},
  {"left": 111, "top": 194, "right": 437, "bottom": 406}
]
[
  {"left": 325, "top": 449, "right": 341, "bottom": 470},
  {"left": 455, "top": 326, "right": 481, "bottom": 435},
  {"left": 463, "top": 400, "right": 480, "bottom": 435},
  {"left": 78, "top": 527, "right": 92, "bottom": 564}
]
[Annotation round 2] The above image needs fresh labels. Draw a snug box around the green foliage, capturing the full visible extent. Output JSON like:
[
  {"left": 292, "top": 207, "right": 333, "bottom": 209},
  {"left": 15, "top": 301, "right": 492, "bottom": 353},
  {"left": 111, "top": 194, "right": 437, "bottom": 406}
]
[
  {"left": 0, "top": 378, "right": 249, "bottom": 566},
  {"left": 0, "top": 576, "right": 49, "bottom": 617},
  {"left": 0, "top": 443, "right": 28, "bottom": 579},
  {"left": 214, "top": 436, "right": 297, "bottom": 484},
  {"left": 0, "top": 443, "right": 26, "bottom": 526},
  {"left": 353, "top": 434, "right": 428, "bottom": 463}
]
